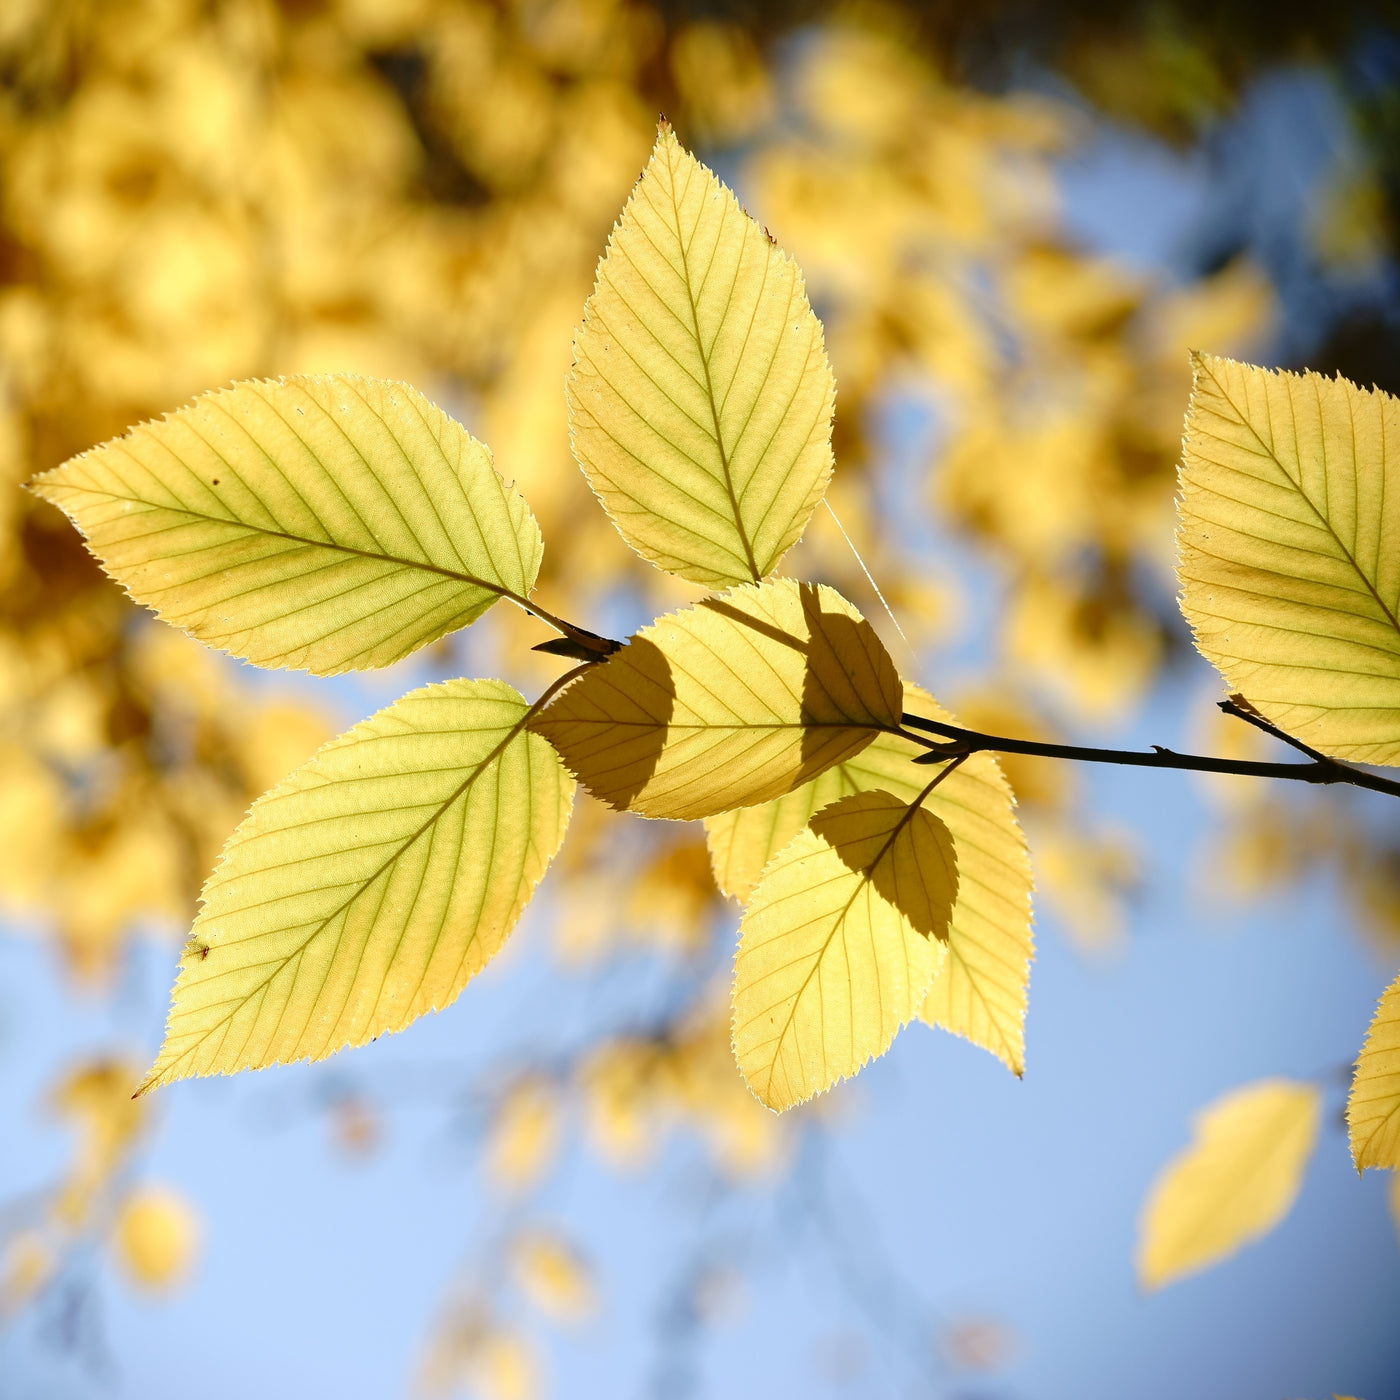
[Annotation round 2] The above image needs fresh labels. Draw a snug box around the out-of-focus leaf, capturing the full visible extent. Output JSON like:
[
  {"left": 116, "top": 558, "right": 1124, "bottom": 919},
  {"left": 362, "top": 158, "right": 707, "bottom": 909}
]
[
  {"left": 112, "top": 1185, "right": 200, "bottom": 1290},
  {"left": 732, "top": 789, "right": 956, "bottom": 1110},
  {"left": 1349, "top": 971, "right": 1400, "bottom": 1171},
  {"left": 707, "top": 684, "right": 1033, "bottom": 1074},
  {"left": 1, "top": 1233, "right": 54, "bottom": 1313},
  {"left": 50, "top": 1058, "right": 147, "bottom": 1226},
  {"left": 568, "top": 124, "right": 834, "bottom": 586},
  {"left": 1177, "top": 355, "right": 1400, "bottom": 765},
  {"left": 509, "top": 1230, "right": 596, "bottom": 1323},
  {"left": 31, "top": 376, "right": 543, "bottom": 674},
  {"left": 485, "top": 1077, "right": 562, "bottom": 1194},
  {"left": 530, "top": 578, "right": 902, "bottom": 821},
  {"left": 1137, "top": 1078, "right": 1322, "bottom": 1288},
  {"left": 139, "top": 680, "right": 573, "bottom": 1092}
]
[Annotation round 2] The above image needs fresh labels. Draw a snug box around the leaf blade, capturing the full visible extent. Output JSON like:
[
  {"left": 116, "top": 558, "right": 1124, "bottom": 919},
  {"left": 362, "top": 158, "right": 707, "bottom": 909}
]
[
  {"left": 31, "top": 376, "right": 543, "bottom": 675},
  {"left": 569, "top": 124, "right": 835, "bottom": 586},
  {"left": 529, "top": 578, "right": 902, "bottom": 821},
  {"left": 706, "top": 684, "right": 1034, "bottom": 1073},
  {"left": 1177, "top": 354, "right": 1400, "bottom": 764},
  {"left": 1349, "top": 971, "right": 1400, "bottom": 1171},
  {"left": 1137, "top": 1078, "right": 1322, "bottom": 1289},
  {"left": 731, "top": 789, "right": 957, "bottom": 1111},
  {"left": 139, "top": 678, "right": 573, "bottom": 1091}
]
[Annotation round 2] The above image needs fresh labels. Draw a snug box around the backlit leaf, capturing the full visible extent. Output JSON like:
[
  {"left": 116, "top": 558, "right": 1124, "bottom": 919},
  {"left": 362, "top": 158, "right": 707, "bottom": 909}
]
[
  {"left": 530, "top": 577, "right": 901, "bottom": 821},
  {"left": 1178, "top": 355, "right": 1400, "bottom": 765},
  {"left": 1137, "top": 1078, "right": 1322, "bottom": 1289},
  {"left": 139, "top": 679, "right": 573, "bottom": 1091},
  {"left": 31, "top": 377, "right": 543, "bottom": 675},
  {"left": 732, "top": 789, "right": 957, "bottom": 1110},
  {"left": 568, "top": 123, "right": 835, "bottom": 586},
  {"left": 707, "top": 685, "right": 1034, "bottom": 1073},
  {"left": 1349, "top": 971, "right": 1400, "bottom": 1171}
]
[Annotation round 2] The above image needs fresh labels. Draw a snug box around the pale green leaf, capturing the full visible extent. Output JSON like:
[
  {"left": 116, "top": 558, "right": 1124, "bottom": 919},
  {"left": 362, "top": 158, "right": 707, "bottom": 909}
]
[
  {"left": 568, "top": 123, "right": 835, "bottom": 586},
  {"left": 529, "top": 577, "right": 902, "bottom": 822},
  {"left": 31, "top": 376, "right": 542, "bottom": 675},
  {"left": 1178, "top": 354, "right": 1400, "bottom": 764},
  {"left": 139, "top": 679, "right": 573, "bottom": 1091},
  {"left": 706, "top": 684, "right": 1034, "bottom": 1073},
  {"left": 1348, "top": 970, "right": 1400, "bottom": 1171},
  {"left": 1137, "top": 1078, "right": 1322, "bottom": 1288},
  {"left": 731, "top": 789, "right": 956, "bottom": 1111}
]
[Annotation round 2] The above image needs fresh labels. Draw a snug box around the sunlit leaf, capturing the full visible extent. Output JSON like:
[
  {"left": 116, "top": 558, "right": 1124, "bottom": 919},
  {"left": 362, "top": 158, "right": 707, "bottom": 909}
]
[
  {"left": 1137, "top": 1078, "right": 1322, "bottom": 1289},
  {"left": 707, "top": 684, "right": 1034, "bottom": 1073},
  {"left": 732, "top": 789, "right": 957, "bottom": 1111},
  {"left": 568, "top": 123, "right": 835, "bottom": 586},
  {"left": 530, "top": 577, "right": 902, "bottom": 821},
  {"left": 31, "top": 377, "right": 543, "bottom": 674},
  {"left": 1349, "top": 971, "right": 1400, "bottom": 1171},
  {"left": 112, "top": 1185, "right": 201, "bottom": 1291},
  {"left": 139, "top": 679, "right": 573, "bottom": 1091},
  {"left": 1178, "top": 355, "right": 1400, "bottom": 765}
]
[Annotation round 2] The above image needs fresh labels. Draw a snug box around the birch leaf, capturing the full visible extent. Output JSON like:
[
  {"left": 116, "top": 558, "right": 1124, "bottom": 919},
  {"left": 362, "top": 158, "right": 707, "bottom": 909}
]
[
  {"left": 731, "top": 789, "right": 957, "bottom": 1111},
  {"left": 1178, "top": 355, "right": 1400, "bottom": 764},
  {"left": 529, "top": 577, "right": 901, "bottom": 821},
  {"left": 568, "top": 123, "right": 835, "bottom": 586},
  {"left": 1137, "top": 1078, "right": 1322, "bottom": 1289},
  {"left": 139, "top": 679, "right": 573, "bottom": 1092},
  {"left": 706, "top": 684, "right": 1033, "bottom": 1073},
  {"left": 31, "top": 377, "right": 542, "bottom": 675},
  {"left": 1348, "top": 971, "right": 1400, "bottom": 1171}
]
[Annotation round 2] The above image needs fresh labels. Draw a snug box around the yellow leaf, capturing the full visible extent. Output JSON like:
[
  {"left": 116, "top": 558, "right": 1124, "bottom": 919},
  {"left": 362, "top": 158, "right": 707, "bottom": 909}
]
[
  {"left": 30, "top": 376, "right": 543, "bottom": 675},
  {"left": 732, "top": 789, "right": 957, "bottom": 1111},
  {"left": 530, "top": 577, "right": 902, "bottom": 821},
  {"left": 112, "top": 1185, "right": 200, "bottom": 1291},
  {"left": 568, "top": 123, "right": 835, "bottom": 586},
  {"left": 485, "top": 1077, "right": 561, "bottom": 1194},
  {"left": 707, "top": 685, "right": 1034, "bottom": 1074},
  {"left": 139, "top": 679, "right": 573, "bottom": 1091},
  {"left": 509, "top": 1230, "right": 596, "bottom": 1323},
  {"left": 1137, "top": 1078, "right": 1322, "bottom": 1289},
  {"left": 2, "top": 1232, "right": 54, "bottom": 1313},
  {"left": 1348, "top": 971, "right": 1400, "bottom": 1171},
  {"left": 1178, "top": 355, "right": 1400, "bottom": 765}
]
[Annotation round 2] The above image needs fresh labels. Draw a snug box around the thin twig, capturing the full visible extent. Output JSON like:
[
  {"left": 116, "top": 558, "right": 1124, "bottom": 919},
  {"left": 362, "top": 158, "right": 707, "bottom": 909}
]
[{"left": 895, "top": 712, "right": 1400, "bottom": 799}]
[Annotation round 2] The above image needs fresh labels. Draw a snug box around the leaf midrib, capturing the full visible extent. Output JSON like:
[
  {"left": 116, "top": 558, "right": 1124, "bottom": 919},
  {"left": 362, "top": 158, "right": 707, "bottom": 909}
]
[
  {"left": 52, "top": 484, "right": 531, "bottom": 607},
  {"left": 1201, "top": 360, "right": 1400, "bottom": 645},
  {"left": 159, "top": 711, "right": 535, "bottom": 1077},
  {"left": 665, "top": 142, "right": 762, "bottom": 583},
  {"left": 760, "top": 798, "right": 943, "bottom": 1094}
]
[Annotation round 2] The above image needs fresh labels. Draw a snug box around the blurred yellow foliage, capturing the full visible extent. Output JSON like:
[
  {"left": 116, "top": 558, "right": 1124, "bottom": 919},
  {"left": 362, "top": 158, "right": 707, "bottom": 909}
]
[
  {"left": 486, "top": 1076, "right": 562, "bottom": 1194},
  {"left": 509, "top": 1229, "right": 596, "bottom": 1323},
  {"left": 419, "top": 1298, "right": 541, "bottom": 1400},
  {"left": 581, "top": 987, "right": 788, "bottom": 1178},
  {"left": 112, "top": 1184, "right": 201, "bottom": 1291},
  {"left": 2, "top": 0, "right": 1391, "bottom": 1368}
]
